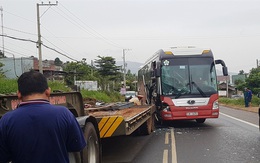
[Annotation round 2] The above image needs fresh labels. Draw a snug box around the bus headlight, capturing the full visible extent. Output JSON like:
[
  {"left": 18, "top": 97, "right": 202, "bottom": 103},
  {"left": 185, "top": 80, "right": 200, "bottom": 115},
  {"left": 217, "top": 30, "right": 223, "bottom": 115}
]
[
  {"left": 162, "top": 103, "right": 170, "bottom": 112},
  {"left": 212, "top": 100, "right": 219, "bottom": 110},
  {"left": 163, "top": 106, "right": 170, "bottom": 112}
]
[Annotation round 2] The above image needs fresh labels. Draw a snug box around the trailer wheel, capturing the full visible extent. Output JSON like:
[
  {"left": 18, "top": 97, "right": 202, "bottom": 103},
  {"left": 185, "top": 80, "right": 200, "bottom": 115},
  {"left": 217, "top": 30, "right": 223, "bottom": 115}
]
[
  {"left": 196, "top": 118, "right": 206, "bottom": 123},
  {"left": 82, "top": 122, "right": 101, "bottom": 163}
]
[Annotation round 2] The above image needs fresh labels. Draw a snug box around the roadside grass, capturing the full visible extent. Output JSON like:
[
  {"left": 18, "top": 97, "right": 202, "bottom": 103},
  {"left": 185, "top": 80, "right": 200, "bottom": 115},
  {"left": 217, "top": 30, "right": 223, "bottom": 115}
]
[
  {"left": 0, "top": 78, "right": 17, "bottom": 94},
  {"left": 219, "top": 96, "right": 260, "bottom": 107},
  {"left": 80, "top": 90, "right": 124, "bottom": 103},
  {"left": 0, "top": 78, "right": 123, "bottom": 103}
]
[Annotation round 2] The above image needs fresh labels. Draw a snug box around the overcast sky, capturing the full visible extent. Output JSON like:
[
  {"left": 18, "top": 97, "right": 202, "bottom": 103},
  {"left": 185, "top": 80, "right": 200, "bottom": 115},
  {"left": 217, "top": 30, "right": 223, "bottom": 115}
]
[{"left": 0, "top": 0, "right": 260, "bottom": 73}]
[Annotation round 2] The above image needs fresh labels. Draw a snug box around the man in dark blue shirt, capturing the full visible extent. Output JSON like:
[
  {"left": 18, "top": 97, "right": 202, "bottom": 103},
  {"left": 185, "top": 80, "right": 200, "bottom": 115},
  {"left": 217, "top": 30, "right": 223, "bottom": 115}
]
[{"left": 0, "top": 71, "right": 86, "bottom": 163}]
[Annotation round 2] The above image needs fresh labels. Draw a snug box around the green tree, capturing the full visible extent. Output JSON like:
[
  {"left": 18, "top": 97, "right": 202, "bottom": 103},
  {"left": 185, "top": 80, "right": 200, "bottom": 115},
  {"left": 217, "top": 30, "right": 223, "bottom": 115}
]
[
  {"left": 126, "top": 69, "right": 137, "bottom": 91},
  {"left": 54, "top": 57, "right": 63, "bottom": 66},
  {"left": 238, "top": 70, "right": 244, "bottom": 75},
  {"left": 94, "top": 56, "right": 122, "bottom": 91},
  {"left": 245, "top": 67, "right": 260, "bottom": 94},
  {"left": 63, "top": 61, "right": 95, "bottom": 86},
  {"left": 235, "top": 79, "right": 246, "bottom": 92},
  {"left": 0, "top": 61, "right": 5, "bottom": 78}
]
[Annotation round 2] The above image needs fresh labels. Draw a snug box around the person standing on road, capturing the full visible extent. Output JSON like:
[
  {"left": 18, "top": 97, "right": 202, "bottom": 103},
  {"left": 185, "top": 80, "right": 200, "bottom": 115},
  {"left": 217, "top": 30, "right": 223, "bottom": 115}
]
[
  {"left": 244, "top": 87, "right": 251, "bottom": 107},
  {"left": 247, "top": 88, "right": 253, "bottom": 107},
  {"left": 0, "top": 71, "right": 86, "bottom": 163}
]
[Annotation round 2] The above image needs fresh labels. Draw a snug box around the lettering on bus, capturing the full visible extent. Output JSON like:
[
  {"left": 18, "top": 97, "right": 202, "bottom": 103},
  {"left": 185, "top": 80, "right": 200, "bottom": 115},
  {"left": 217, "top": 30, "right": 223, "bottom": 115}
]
[
  {"left": 49, "top": 96, "right": 66, "bottom": 105},
  {"left": 185, "top": 106, "right": 198, "bottom": 110}
]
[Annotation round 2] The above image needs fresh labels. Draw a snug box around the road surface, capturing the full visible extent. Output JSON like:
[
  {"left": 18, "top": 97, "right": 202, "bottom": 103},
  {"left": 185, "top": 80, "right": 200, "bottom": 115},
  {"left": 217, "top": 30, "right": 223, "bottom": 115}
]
[{"left": 102, "top": 106, "right": 260, "bottom": 163}]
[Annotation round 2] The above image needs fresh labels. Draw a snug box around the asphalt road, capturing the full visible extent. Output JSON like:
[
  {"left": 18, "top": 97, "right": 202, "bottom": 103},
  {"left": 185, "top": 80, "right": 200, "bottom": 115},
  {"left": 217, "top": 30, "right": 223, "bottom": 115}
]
[{"left": 102, "top": 106, "right": 260, "bottom": 163}]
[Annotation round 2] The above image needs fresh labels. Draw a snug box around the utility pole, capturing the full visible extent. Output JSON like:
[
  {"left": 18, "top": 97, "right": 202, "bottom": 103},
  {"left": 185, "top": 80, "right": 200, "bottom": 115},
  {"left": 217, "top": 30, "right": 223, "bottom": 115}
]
[
  {"left": 123, "top": 49, "right": 126, "bottom": 91},
  {"left": 37, "top": 2, "right": 58, "bottom": 74},
  {"left": 122, "top": 49, "right": 131, "bottom": 92},
  {"left": 0, "top": 6, "right": 4, "bottom": 58}
]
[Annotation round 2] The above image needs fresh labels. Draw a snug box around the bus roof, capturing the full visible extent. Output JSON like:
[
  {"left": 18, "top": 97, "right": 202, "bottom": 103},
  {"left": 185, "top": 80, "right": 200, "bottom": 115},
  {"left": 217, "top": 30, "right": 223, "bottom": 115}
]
[
  {"left": 142, "top": 46, "right": 213, "bottom": 68},
  {"left": 164, "top": 46, "right": 212, "bottom": 55}
]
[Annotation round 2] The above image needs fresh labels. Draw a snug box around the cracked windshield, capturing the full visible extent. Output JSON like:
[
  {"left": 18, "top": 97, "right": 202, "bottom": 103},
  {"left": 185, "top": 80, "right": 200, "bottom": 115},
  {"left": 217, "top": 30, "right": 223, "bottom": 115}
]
[{"left": 162, "top": 58, "right": 218, "bottom": 97}]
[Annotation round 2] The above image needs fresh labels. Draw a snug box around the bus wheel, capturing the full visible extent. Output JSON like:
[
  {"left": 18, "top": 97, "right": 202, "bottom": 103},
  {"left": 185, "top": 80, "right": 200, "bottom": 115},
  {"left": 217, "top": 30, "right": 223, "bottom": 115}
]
[
  {"left": 196, "top": 118, "right": 206, "bottom": 123},
  {"left": 82, "top": 122, "right": 101, "bottom": 163}
]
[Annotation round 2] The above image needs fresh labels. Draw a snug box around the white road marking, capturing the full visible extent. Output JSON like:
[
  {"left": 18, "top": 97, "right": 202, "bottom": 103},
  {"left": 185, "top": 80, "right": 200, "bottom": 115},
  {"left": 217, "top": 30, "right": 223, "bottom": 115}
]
[{"left": 220, "top": 112, "right": 259, "bottom": 128}]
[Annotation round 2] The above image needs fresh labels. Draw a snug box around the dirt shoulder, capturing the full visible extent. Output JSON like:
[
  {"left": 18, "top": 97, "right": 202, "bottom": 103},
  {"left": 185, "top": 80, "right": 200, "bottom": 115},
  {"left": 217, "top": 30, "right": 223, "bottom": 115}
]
[{"left": 220, "top": 104, "right": 259, "bottom": 113}]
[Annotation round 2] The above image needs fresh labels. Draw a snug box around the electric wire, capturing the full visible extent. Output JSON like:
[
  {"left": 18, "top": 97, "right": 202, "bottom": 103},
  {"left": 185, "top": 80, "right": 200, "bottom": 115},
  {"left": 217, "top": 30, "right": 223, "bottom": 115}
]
[
  {"left": 0, "top": 34, "right": 78, "bottom": 61},
  {"left": 3, "top": 5, "right": 125, "bottom": 62},
  {"left": 4, "top": 39, "right": 36, "bottom": 56},
  {"left": 3, "top": 10, "right": 35, "bottom": 24},
  {"left": 3, "top": 26, "right": 36, "bottom": 36},
  {"left": 0, "top": 45, "right": 31, "bottom": 57},
  {"left": 2, "top": 9, "right": 82, "bottom": 61},
  {"left": 55, "top": 4, "right": 124, "bottom": 48},
  {"left": 40, "top": 27, "right": 83, "bottom": 60}
]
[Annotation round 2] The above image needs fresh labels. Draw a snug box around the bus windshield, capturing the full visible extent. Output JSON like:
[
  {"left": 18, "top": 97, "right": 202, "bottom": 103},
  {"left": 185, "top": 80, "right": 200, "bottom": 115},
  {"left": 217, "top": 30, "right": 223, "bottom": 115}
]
[{"left": 161, "top": 57, "right": 218, "bottom": 97}]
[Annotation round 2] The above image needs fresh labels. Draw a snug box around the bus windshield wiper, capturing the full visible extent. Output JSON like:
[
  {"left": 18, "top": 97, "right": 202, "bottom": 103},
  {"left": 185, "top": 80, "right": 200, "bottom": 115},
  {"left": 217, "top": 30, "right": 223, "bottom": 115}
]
[
  {"left": 191, "top": 81, "right": 206, "bottom": 97},
  {"left": 174, "top": 85, "right": 190, "bottom": 99}
]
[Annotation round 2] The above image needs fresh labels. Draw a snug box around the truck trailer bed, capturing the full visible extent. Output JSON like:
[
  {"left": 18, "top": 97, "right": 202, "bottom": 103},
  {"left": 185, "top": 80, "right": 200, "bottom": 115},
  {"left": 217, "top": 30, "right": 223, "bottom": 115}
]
[{"left": 86, "top": 104, "right": 154, "bottom": 138}]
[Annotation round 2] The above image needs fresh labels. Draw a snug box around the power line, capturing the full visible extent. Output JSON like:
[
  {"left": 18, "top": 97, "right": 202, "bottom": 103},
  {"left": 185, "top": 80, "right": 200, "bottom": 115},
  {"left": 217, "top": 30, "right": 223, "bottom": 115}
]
[
  {"left": 40, "top": 27, "right": 84, "bottom": 60},
  {"left": 41, "top": 43, "right": 77, "bottom": 61},
  {"left": 4, "top": 10, "right": 35, "bottom": 24},
  {"left": 4, "top": 26, "right": 36, "bottom": 36},
  {"left": 55, "top": 3, "right": 125, "bottom": 49},
  {"left": 2, "top": 9, "right": 80, "bottom": 61},
  {"left": 0, "top": 46, "right": 31, "bottom": 57},
  {"left": 3, "top": 40, "right": 36, "bottom": 56},
  {"left": 2, "top": 8, "right": 80, "bottom": 58},
  {"left": 0, "top": 34, "right": 78, "bottom": 61},
  {"left": 1, "top": 7, "right": 84, "bottom": 62},
  {"left": 0, "top": 34, "right": 36, "bottom": 43}
]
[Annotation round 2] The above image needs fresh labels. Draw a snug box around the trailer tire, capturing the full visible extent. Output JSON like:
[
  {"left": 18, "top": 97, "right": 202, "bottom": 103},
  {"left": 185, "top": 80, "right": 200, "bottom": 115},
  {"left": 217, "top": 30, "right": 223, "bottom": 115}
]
[
  {"left": 196, "top": 118, "right": 206, "bottom": 123},
  {"left": 82, "top": 122, "right": 101, "bottom": 163}
]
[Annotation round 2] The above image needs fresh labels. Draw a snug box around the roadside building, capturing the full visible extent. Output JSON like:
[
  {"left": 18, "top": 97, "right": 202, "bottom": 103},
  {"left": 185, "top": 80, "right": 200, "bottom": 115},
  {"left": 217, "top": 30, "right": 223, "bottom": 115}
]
[
  {"left": 0, "top": 57, "right": 64, "bottom": 80},
  {"left": 0, "top": 57, "right": 34, "bottom": 79}
]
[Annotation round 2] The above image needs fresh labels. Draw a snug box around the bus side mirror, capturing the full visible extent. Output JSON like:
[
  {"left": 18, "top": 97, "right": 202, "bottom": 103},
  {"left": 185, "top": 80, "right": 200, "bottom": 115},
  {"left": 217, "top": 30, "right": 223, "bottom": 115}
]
[
  {"left": 215, "top": 59, "right": 228, "bottom": 76},
  {"left": 222, "top": 66, "right": 228, "bottom": 76},
  {"left": 155, "top": 68, "right": 161, "bottom": 77}
]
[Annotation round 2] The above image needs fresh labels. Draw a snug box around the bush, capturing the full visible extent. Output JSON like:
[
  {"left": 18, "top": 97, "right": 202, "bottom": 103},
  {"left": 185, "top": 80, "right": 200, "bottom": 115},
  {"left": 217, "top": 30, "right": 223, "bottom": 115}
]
[
  {"left": 219, "top": 96, "right": 260, "bottom": 107},
  {"left": 0, "top": 78, "right": 17, "bottom": 94},
  {"left": 48, "top": 81, "right": 71, "bottom": 92},
  {"left": 80, "top": 90, "right": 124, "bottom": 103},
  {"left": 0, "top": 78, "right": 123, "bottom": 103}
]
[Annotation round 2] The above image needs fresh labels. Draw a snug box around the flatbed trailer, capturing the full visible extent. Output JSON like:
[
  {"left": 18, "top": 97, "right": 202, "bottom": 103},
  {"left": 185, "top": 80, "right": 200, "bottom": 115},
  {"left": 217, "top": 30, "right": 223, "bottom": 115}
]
[
  {"left": 0, "top": 91, "right": 155, "bottom": 162},
  {"left": 87, "top": 104, "right": 155, "bottom": 138}
]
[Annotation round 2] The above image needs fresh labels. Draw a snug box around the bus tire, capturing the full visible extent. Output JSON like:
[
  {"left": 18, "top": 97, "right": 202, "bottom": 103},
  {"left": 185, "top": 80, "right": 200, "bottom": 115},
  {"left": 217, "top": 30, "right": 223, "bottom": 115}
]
[
  {"left": 82, "top": 122, "right": 101, "bottom": 163},
  {"left": 196, "top": 118, "right": 206, "bottom": 123}
]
